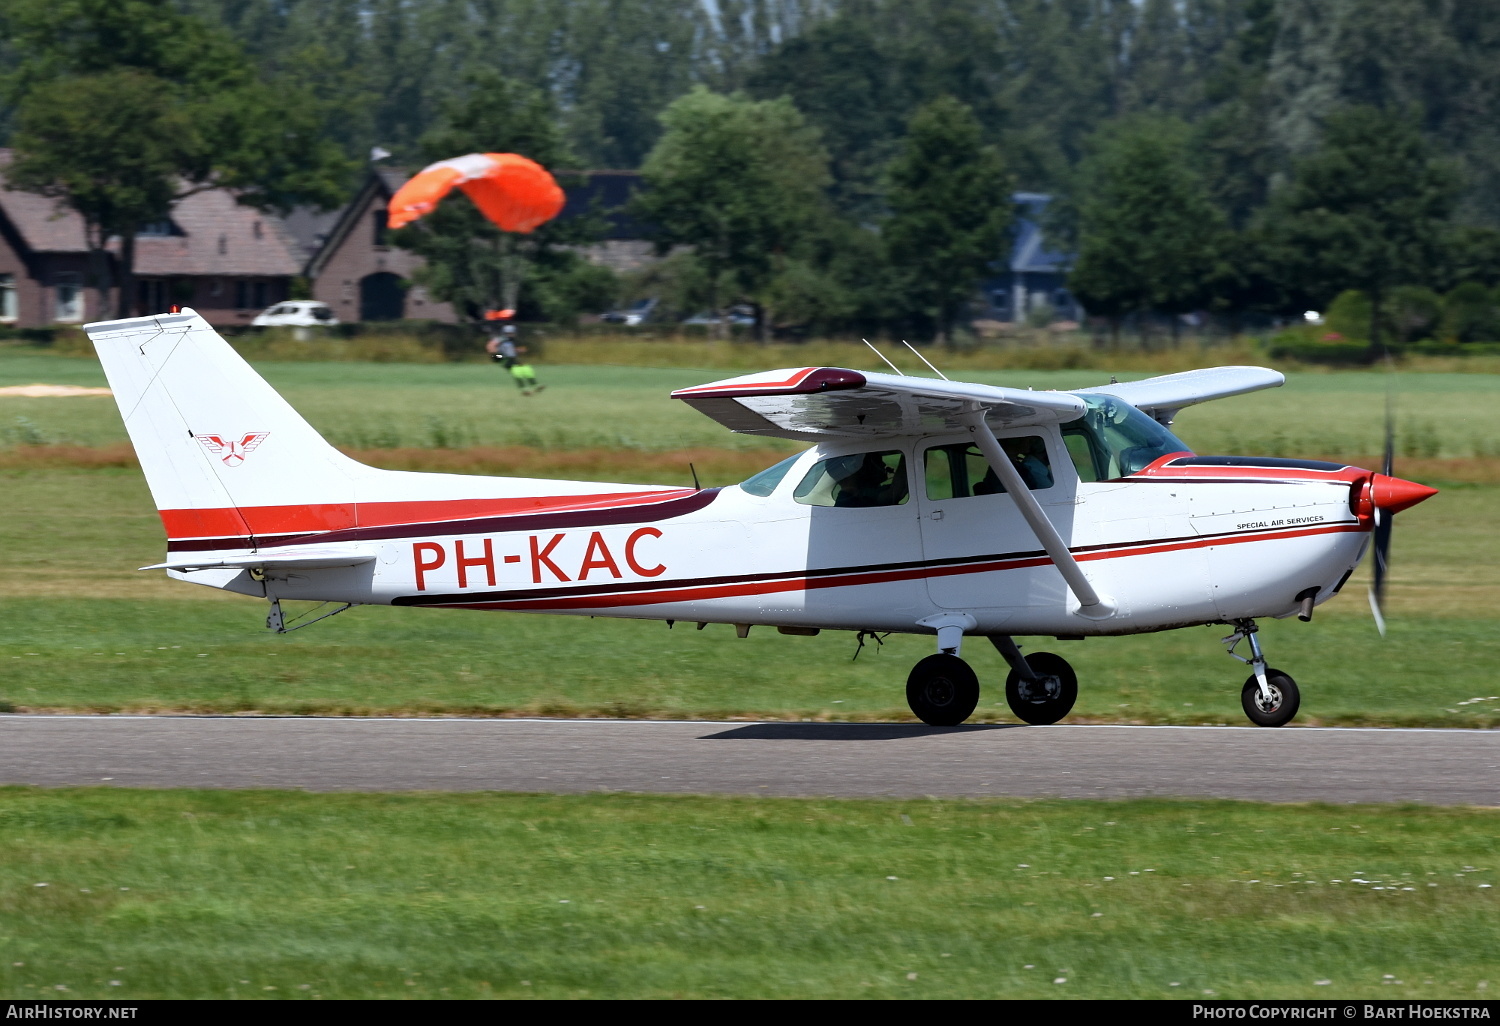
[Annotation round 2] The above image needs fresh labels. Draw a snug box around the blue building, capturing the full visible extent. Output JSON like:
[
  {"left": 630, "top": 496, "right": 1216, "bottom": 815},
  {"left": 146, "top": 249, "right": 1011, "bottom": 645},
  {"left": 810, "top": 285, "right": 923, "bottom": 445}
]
[{"left": 979, "top": 192, "right": 1083, "bottom": 324}]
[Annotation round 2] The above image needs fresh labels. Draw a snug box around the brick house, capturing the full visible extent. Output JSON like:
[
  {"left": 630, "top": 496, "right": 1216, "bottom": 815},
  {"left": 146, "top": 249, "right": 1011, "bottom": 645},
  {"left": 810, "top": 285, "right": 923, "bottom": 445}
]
[
  {"left": 0, "top": 152, "right": 304, "bottom": 328},
  {"left": 0, "top": 165, "right": 106, "bottom": 327},
  {"left": 1, "top": 154, "right": 647, "bottom": 329},
  {"left": 302, "top": 167, "right": 646, "bottom": 323},
  {"left": 303, "top": 168, "right": 457, "bottom": 323}
]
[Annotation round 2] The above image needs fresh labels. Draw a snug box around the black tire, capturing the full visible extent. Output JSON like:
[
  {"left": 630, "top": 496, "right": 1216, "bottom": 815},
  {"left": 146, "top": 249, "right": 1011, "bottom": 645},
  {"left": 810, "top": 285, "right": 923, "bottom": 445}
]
[
  {"left": 1004, "top": 652, "right": 1078, "bottom": 725},
  {"left": 1241, "top": 669, "right": 1299, "bottom": 727},
  {"left": 906, "top": 654, "right": 980, "bottom": 726}
]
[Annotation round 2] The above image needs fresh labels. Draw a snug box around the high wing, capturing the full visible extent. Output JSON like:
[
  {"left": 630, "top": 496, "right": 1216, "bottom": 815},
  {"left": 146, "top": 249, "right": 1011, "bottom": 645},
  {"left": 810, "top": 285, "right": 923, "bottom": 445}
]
[
  {"left": 1074, "top": 366, "right": 1284, "bottom": 425},
  {"left": 671, "top": 367, "right": 1086, "bottom": 441}
]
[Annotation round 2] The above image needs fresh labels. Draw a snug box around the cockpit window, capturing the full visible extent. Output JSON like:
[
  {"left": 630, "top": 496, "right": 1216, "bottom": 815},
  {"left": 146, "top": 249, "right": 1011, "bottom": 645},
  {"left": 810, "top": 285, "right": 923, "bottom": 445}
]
[
  {"left": 794, "top": 450, "right": 909, "bottom": 508},
  {"left": 1061, "top": 394, "right": 1191, "bottom": 481},
  {"left": 739, "top": 453, "right": 801, "bottom": 496},
  {"left": 924, "top": 436, "right": 1053, "bottom": 500}
]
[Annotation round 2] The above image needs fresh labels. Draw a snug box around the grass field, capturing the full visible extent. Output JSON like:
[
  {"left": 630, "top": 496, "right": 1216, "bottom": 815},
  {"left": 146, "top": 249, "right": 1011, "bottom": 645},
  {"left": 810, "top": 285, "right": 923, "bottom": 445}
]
[
  {"left": 4, "top": 348, "right": 1500, "bottom": 460},
  {"left": 0, "top": 788, "right": 1495, "bottom": 999}
]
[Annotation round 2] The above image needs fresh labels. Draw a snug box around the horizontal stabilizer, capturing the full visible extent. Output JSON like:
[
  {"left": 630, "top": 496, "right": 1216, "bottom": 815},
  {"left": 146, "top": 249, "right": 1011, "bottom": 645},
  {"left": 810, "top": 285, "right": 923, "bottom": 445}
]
[
  {"left": 142, "top": 549, "right": 378, "bottom": 573},
  {"left": 673, "top": 367, "right": 1086, "bottom": 441}
]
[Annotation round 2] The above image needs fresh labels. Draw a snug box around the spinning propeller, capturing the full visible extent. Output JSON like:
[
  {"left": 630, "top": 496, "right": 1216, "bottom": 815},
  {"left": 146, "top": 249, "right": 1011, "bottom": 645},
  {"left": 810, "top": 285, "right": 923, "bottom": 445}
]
[{"left": 1366, "top": 395, "right": 1438, "bottom": 635}]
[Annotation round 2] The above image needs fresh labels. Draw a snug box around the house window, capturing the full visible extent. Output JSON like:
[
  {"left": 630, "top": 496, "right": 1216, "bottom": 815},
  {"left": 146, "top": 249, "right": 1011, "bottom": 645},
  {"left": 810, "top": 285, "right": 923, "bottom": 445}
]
[
  {"left": 54, "top": 273, "right": 84, "bottom": 322},
  {"left": 137, "top": 219, "right": 177, "bottom": 237},
  {"left": 373, "top": 210, "right": 389, "bottom": 248},
  {"left": 235, "top": 280, "right": 270, "bottom": 310},
  {"left": 0, "top": 274, "right": 16, "bottom": 323},
  {"left": 138, "top": 279, "right": 164, "bottom": 314}
]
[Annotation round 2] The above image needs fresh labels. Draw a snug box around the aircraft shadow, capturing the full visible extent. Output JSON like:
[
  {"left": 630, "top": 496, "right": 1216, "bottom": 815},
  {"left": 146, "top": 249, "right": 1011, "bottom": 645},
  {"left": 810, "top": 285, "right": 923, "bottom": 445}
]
[{"left": 698, "top": 723, "right": 1019, "bottom": 741}]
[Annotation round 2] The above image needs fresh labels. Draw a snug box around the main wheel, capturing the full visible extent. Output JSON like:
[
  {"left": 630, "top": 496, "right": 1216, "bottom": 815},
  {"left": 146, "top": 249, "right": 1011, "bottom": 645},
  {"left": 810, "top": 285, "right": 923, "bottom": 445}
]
[
  {"left": 1004, "top": 652, "right": 1078, "bottom": 725},
  {"left": 906, "top": 654, "right": 980, "bottom": 726},
  {"left": 1240, "top": 669, "right": 1299, "bottom": 727}
]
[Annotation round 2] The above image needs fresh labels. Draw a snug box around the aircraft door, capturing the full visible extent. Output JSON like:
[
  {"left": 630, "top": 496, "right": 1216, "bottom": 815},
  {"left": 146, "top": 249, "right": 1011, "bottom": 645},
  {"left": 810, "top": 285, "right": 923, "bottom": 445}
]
[
  {"left": 792, "top": 444, "right": 927, "bottom": 621},
  {"left": 916, "top": 431, "right": 1076, "bottom": 612}
]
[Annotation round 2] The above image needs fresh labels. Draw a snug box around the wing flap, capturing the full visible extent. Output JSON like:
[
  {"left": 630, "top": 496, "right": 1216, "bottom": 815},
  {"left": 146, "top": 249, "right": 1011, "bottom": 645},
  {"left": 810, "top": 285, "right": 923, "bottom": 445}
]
[{"left": 673, "top": 367, "right": 1086, "bottom": 441}]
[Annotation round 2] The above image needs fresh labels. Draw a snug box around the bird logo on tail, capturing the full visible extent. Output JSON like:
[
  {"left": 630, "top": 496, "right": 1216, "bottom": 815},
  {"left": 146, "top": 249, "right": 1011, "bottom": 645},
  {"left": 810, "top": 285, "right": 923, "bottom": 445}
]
[{"left": 197, "top": 431, "right": 270, "bottom": 467}]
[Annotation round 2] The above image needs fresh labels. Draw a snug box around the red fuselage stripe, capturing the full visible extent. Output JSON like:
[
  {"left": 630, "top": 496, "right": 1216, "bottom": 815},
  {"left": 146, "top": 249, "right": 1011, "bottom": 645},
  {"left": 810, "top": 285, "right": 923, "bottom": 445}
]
[{"left": 159, "top": 489, "right": 695, "bottom": 541}]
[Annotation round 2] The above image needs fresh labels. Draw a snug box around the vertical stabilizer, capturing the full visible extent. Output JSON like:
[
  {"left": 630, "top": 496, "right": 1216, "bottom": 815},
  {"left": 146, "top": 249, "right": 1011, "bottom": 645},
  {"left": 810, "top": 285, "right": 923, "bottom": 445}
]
[{"left": 85, "top": 309, "right": 362, "bottom": 552}]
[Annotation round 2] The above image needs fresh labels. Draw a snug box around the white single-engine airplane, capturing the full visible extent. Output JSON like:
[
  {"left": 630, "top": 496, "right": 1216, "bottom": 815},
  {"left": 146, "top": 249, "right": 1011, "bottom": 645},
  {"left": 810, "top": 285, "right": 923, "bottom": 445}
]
[{"left": 85, "top": 310, "right": 1436, "bottom": 727}]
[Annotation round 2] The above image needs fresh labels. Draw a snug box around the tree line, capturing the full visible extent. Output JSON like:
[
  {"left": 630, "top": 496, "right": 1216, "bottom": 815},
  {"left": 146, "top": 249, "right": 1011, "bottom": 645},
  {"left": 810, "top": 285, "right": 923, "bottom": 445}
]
[{"left": 4, "top": 0, "right": 1500, "bottom": 348}]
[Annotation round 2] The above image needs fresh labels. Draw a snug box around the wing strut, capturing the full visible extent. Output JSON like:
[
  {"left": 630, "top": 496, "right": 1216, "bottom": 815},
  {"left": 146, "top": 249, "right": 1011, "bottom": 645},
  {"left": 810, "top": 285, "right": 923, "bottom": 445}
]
[{"left": 962, "top": 411, "right": 1116, "bottom": 619}]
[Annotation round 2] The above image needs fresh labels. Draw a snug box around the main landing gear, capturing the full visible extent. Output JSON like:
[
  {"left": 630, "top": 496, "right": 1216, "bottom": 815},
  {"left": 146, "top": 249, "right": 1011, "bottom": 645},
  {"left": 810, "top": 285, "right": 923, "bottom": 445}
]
[
  {"left": 904, "top": 635, "right": 1077, "bottom": 727},
  {"left": 1223, "top": 619, "right": 1300, "bottom": 727}
]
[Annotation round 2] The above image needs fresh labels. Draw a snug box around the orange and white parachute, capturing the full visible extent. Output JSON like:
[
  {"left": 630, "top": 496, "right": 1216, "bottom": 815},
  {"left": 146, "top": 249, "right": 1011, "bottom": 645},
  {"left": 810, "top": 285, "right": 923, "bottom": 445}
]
[{"left": 387, "top": 153, "right": 565, "bottom": 233}]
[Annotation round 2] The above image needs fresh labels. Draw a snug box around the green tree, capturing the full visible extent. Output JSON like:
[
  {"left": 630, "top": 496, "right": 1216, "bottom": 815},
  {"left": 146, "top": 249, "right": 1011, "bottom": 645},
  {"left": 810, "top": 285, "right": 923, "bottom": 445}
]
[
  {"left": 393, "top": 72, "right": 611, "bottom": 326},
  {"left": 882, "top": 97, "right": 1011, "bottom": 343},
  {"left": 1260, "top": 105, "right": 1460, "bottom": 357},
  {"left": 1066, "top": 116, "right": 1227, "bottom": 343},
  {"left": 1441, "top": 283, "right": 1500, "bottom": 344},
  {"left": 635, "top": 87, "right": 831, "bottom": 339},
  {"left": 745, "top": 16, "right": 900, "bottom": 218},
  {"left": 2, "top": 0, "right": 350, "bottom": 317}
]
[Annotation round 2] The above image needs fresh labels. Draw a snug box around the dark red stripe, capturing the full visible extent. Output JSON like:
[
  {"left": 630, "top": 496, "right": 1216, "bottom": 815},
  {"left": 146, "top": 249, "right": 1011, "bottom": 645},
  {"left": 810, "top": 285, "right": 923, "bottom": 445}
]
[{"left": 399, "top": 520, "right": 1364, "bottom": 612}]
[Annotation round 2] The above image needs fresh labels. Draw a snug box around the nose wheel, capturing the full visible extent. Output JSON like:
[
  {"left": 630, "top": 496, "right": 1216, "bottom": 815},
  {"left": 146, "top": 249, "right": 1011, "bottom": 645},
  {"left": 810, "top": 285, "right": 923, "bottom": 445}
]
[
  {"left": 1241, "top": 669, "right": 1300, "bottom": 727},
  {"left": 1223, "top": 620, "right": 1300, "bottom": 727}
]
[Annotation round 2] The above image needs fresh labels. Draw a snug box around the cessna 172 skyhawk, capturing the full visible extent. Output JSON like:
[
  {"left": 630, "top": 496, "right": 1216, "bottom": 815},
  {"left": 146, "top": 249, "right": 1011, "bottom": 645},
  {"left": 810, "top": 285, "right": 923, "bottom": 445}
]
[{"left": 84, "top": 310, "right": 1436, "bottom": 728}]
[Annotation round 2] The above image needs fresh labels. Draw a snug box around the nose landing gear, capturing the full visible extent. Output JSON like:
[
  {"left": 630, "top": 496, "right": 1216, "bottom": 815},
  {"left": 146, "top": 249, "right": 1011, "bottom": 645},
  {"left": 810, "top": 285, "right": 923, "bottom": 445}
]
[{"left": 1223, "top": 620, "right": 1300, "bottom": 727}]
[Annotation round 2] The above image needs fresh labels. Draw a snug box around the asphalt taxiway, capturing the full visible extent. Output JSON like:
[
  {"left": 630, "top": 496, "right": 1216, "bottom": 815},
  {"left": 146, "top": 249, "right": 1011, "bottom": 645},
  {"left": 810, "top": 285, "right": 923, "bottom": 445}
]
[{"left": 1, "top": 716, "right": 1496, "bottom": 804}]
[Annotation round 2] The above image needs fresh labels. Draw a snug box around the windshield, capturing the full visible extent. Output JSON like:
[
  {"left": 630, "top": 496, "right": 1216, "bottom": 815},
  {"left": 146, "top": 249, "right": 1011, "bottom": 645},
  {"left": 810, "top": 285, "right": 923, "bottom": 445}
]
[{"left": 1061, "top": 395, "right": 1191, "bottom": 480}]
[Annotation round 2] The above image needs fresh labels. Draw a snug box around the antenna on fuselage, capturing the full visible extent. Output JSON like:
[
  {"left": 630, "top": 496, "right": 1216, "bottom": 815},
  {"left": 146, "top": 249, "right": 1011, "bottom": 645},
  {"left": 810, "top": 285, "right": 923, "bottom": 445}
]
[
  {"left": 861, "top": 338, "right": 904, "bottom": 375},
  {"left": 901, "top": 340, "right": 950, "bottom": 380}
]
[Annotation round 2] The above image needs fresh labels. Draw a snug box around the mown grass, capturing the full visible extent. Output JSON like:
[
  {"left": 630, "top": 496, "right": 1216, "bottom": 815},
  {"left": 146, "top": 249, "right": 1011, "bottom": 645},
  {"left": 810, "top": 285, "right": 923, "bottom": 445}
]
[
  {"left": 5, "top": 348, "right": 1500, "bottom": 460},
  {"left": 0, "top": 789, "right": 1494, "bottom": 1000},
  {"left": 3, "top": 597, "right": 1497, "bottom": 726}
]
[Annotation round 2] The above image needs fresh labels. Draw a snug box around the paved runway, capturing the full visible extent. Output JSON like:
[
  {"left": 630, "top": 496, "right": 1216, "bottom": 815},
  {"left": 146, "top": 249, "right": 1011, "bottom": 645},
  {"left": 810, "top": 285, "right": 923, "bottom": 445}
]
[{"left": 2, "top": 715, "right": 1497, "bottom": 804}]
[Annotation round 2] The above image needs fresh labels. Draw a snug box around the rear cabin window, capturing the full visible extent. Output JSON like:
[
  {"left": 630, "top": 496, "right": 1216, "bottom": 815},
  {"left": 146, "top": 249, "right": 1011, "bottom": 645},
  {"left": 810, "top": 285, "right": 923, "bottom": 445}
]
[
  {"left": 793, "top": 450, "right": 909, "bottom": 508},
  {"left": 739, "top": 453, "right": 801, "bottom": 496},
  {"left": 923, "top": 436, "right": 1053, "bottom": 500},
  {"left": 1061, "top": 394, "right": 1191, "bottom": 481}
]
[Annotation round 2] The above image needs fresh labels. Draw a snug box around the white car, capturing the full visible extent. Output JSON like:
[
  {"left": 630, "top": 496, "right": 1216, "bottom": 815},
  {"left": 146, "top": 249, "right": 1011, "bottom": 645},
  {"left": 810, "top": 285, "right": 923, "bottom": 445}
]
[
  {"left": 600, "top": 298, "right": 658, "bottom": 326},
  {"left": 251, "top": 301, "right": 339, "bottom": 327}
]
